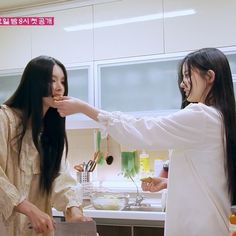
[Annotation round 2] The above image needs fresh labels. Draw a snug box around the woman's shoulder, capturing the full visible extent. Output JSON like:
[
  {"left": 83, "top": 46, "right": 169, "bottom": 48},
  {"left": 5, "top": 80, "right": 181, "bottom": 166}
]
[
  {"left": 0, "top": 104, "right": 21, "bottom": 124},
  {"left": 185, "top": 103, "right": 219, "bottom": 113},
  {"left": 184, "top": 103, "right": 221, "bottom": 121}
]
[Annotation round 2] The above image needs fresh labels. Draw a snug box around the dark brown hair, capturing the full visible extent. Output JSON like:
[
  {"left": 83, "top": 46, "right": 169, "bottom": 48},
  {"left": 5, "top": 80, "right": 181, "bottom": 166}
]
[
  {"left": 5, "top": 55, "right": 68, "bottom": 195},
  {"left": 178, "top": 48, "right": 236, "bottom": 204}
]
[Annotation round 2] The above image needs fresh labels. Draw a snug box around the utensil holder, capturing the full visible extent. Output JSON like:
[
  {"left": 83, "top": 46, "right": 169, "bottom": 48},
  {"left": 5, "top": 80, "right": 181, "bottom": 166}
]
[
  {"left": 77, "top": 171, "right": 93, "bottom": 200},
  {"left": 77, "top": 171, "right": 91, "bottom": 183}
]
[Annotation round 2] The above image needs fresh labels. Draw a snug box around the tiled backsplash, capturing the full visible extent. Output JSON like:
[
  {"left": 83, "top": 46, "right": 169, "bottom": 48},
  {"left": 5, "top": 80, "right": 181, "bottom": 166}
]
[{"left": 67, "top": 129, "right": 168, "bottom": 182}]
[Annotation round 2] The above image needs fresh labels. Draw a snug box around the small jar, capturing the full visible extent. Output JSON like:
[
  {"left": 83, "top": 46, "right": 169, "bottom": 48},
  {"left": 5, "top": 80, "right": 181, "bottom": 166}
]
[{"left": 229, "top": 205, "right": 236, "bottom": 236}]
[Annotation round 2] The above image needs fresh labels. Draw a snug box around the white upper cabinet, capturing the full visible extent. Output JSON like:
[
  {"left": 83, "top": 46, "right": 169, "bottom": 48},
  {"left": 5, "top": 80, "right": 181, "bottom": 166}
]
[
  {"left": 164, "top": 0, "right": 236, "bottom": 53},
  {"left": 96, "top": 55, "right": 182, "bottom": 114},
  {"left": 31, "top": 6, "right": 93, "bottom": 64},
  {"left": 94, "top": 0, "right": 164, "bottom": 60},
  {"left": 65, "top": 65, "right": 97, "bottom": 129},
  {"left": 0, "top": 27, "right": 31, "bottom": 70},
  {"left": 0, "top": 74, "right": 21, "bottom": 104}
]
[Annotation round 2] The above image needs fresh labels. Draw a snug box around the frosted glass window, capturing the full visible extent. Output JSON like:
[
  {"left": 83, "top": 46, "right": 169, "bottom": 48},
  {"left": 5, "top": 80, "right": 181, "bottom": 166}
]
[
  {"left": 226, "top": 54, "right": 236, "bottom": 96},
  {"left": 99, "top": 60, "right": 181, "bottom": 112},
  {"left": 227, "top": 54, "right": 236, "bottom": 75},
  {"left": 0, "top": 75, "right": 21, "bottom": 104},
  {"left": 233, "top": 83, "right": 236, "bottom": 97},
  {"left": 67, "top": 68, "right": 89, "bottom": 102}
]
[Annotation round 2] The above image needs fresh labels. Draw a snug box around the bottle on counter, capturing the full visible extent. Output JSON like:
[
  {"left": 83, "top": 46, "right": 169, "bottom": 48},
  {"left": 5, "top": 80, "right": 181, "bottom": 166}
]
[
  {"left": 229, "top": 205, "right": 236, "bottom": 236},
  {"left": 139, "top": 150, "right": 150, "bottom": 178}
]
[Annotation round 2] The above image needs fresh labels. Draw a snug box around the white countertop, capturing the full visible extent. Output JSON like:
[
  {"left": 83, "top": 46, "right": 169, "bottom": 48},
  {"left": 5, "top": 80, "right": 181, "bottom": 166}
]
[
  {"left": 52, "top": 187, "right": 166, "bottom": 225},
  {"left": 53, "top": 207, "right": 165, "bottom": 222}
]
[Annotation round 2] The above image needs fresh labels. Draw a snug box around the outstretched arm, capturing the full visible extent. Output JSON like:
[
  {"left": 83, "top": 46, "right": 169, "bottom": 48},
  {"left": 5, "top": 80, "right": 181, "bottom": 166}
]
[{"left": 54, "top": 97, "right": 99, "bottom": 121}]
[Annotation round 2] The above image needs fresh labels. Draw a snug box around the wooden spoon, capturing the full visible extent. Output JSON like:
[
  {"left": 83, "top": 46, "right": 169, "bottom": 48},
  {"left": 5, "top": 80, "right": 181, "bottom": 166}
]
[{"left": 105, "top": 135, "right": 114, "bottom": 165}]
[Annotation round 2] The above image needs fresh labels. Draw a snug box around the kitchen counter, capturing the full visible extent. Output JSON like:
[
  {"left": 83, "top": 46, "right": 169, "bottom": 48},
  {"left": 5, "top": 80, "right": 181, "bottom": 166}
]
[
  {"left": 53, "top": 207, "right": 165, "bottom": 220},
  {"left": 53, "top": 193, "right": 165, "bottom": 227},
  {"left": 53, "top": 188, "right": 166, "bottom": 228},
  {"left": 53, "top": 207, "right": 165, "bottom": 227}
]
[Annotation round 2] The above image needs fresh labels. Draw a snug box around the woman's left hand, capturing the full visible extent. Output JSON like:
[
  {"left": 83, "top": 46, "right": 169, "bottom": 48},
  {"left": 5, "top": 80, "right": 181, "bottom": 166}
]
[
  {"left": 141, "top": 177, "right": 167, "bottom": 192},
  {"left": 65, "top": 206, "right": 92, "bottom": 222}
]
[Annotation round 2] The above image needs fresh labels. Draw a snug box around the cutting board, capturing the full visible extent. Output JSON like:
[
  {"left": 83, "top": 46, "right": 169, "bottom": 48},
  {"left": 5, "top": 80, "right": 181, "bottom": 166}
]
[{"left": 54, "top": 220, "right": 97, "bottom": 236}]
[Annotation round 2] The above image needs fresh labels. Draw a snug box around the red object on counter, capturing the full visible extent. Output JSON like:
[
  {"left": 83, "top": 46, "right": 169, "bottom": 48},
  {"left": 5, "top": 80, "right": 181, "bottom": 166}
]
[{"left": 159, "top": 169, "right": 168, "bottom": 178}]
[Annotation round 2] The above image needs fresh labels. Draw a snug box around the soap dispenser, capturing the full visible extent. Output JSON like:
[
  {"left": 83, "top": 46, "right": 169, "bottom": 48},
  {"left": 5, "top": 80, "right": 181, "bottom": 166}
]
[{"left": 139, "top": 150, "right": 150, "bottom": 174}]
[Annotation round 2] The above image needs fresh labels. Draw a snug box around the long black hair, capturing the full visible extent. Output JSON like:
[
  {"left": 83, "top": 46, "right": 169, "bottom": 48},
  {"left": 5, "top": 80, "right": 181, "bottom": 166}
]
[
  {"left": 178, "top": 60, "right": 191, "bottom": 109},
  {"left": 5, "top": 55, "right": 68, "bottom": 195},
  {"left": 178, "top": 48, "right": 236, "bottom": 204}
]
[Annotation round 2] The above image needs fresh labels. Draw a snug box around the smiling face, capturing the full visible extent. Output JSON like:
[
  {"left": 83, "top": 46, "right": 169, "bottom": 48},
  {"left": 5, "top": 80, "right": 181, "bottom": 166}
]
[
  {"left": 180, "top": 63, "right": 214, "bottom": 103},
  {"left": 42, "top": 64, "right": 65, "bottom": 112}
]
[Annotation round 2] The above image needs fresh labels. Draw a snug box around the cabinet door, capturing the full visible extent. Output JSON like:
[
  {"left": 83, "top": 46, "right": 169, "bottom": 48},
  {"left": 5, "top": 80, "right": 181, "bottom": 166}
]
[
  {"left": 0, "top": 74, "right": 21, "bottom": 104},
  {"left": 31, "top": 6, "right": 93, "bottom": 64},
  {"left": 226, "top": 53, "right": 236, "bottom": 96},
  {"left": 0, "top": 27, "right": 31, "bottom": 70},
  {"left": 66, "top": 66, "right": 97, "bottom": 129},
  {"left": 164, "top": 0, "right": 236, "bottom": 52},
  {"left": 97, "top": 225, "right": 132, "bottom": 236},
  {"left": 94, "top": 0, "right": 164, "bottom": 60},
  {"left": 133, "top": 226, "right": 164, "bottom": 236},
  {"left": 97, "top": 58, "right": 181, "bottom": 113},
  {"left": 67, "top": 67, "right": 90, "bottom": 102},
  {"left": 227, "top": 54, "right": 236, "bottom": 75}
]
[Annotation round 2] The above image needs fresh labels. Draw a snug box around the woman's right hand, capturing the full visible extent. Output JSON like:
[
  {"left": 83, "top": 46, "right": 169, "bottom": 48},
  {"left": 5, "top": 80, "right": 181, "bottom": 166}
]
[
  {"left": 15, "top": 200, "right": 55, "bottom": 234},
  {"left": 54, "top": 96, "right": 83, "bottom": 117},
  {"left": 54, "top": 96, "right": 100, "bottom": 121},
  {"left": 141, "top": 177, "right": 167, "bottom": 192}
]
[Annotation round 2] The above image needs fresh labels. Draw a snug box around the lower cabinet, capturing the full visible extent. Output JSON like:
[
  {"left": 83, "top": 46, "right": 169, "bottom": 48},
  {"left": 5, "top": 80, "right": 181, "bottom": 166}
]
[
  {"left": 133, "top": 226, "right": 164, "bottom": 236},
  {"left": 97, "top": 225, "right": 131, "bottom": 236},
  {"left": 96, "top": 225, "right": 164, "bottom": 236}
]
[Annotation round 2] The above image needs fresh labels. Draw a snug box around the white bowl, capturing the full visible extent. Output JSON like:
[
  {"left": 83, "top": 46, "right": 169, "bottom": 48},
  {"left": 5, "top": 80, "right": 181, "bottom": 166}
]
[{"left": 90, "top": 192, "right": 129, "bottom": 210}]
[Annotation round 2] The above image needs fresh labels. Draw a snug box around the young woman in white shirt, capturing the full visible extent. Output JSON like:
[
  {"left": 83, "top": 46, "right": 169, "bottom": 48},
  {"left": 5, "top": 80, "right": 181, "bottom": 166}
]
[{"left": 54, "top": 48, "right": 236, "bottom": 236}]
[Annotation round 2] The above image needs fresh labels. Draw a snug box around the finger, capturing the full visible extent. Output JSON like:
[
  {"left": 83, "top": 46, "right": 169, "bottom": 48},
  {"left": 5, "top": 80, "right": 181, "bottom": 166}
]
[
  {"left": 61, "top": 96, "right": 70, "bottom": 100},
  {"left": 46, "top": 219, "right": 55, "bottom": 231},
  {"left": 152, "top": 178, "right": 161, "bottom": 184},
  {"left": 40, "top": 222, "right": 49, "bottom": 234},
  {"left": 58, "top": 111, "right": 65, "bottom": 117},
  {"left": 34, "top": 226, "right": 41, "bottom": 234},
  {"left": 54, "top": 96, "right": 69, "bottom": 103},
  {"left": 150, "top": 182, "right": 164, "bottom": 192},
  {"left": 53, "top": 219, "right": 56, "bottom": 229},
  {"left": 141, "top": 183, "right": 149, "bottom": 191}
]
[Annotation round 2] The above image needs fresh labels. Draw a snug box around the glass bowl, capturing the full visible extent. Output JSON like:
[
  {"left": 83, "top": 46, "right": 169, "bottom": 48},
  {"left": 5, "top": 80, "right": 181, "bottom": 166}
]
[{"left": 90, "top": 192, "right": 129, "bottom": 211}]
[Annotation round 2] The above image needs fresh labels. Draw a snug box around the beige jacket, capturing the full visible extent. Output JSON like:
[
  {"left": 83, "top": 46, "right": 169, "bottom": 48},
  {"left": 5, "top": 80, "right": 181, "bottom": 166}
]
[{"left": 0, "top": 105, "right": 82, "bottom": 236}]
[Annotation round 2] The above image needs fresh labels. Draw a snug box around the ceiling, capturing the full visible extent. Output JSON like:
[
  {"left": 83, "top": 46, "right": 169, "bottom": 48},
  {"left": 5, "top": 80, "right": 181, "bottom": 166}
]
[{"left": 0, "top": 0, "right": 80, "bottom": 12}]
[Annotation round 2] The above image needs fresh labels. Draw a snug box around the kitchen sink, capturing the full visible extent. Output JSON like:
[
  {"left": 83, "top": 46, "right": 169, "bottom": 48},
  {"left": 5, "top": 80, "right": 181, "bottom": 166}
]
[
  {"left": 122, "top": 203, "right": 162, "bottom": 212},
  {"left": 83, "top": 203, "right": 163, "bottom": 212},
  {"left": 84, "top": 190, "right": 166, "bottom": 213}
]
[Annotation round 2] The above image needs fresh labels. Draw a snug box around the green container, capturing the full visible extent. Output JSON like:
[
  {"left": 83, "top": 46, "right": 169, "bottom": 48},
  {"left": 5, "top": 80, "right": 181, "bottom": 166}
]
[{"left": 121, "top": 151, "right": 139, "bottom": 177}]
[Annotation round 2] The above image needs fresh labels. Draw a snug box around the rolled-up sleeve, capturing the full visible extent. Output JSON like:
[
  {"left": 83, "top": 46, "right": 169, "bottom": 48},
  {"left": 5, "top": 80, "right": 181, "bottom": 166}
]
[
  {"left": 51, "top": 158, "right": 82, "bottom": 211},
  {"left": 0, "top": 108, "right": 22, "bottom": 220}
]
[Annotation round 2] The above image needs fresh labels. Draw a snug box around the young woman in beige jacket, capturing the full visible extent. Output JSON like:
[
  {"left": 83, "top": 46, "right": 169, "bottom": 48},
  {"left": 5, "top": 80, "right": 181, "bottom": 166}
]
[{"left": 0, "top": 56, "right": 91, "bottom": 236}]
